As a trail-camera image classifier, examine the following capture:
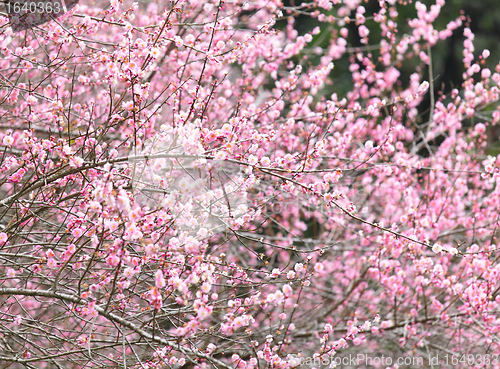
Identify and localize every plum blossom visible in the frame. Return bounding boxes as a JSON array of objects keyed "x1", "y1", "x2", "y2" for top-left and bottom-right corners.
[
  {"x1": 358, "y1": 25, "x2": 369, "y2": 38},
  {"x1": 2, "y1": 136, "x2": 14, "y2": 146},
  {"x1": 419, "y1": 81, "x2": 430, "y2": 93},
  {"x1": 0, "y1": 0, "x2": 499, "y2": 366},
  {"x1": 155, "y1": 270, "x2": 166, "y2": 288},
  {"x1": 432, "y1": 243, "x2": 442, "y2": 253}
]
